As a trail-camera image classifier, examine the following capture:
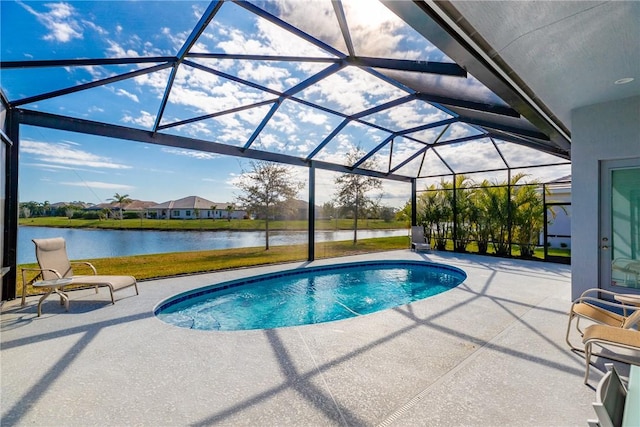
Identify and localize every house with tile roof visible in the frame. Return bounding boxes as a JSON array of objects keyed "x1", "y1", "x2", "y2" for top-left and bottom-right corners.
[
  {"x1": 85, "y1": 199, "x2": 158, "y2": 218},
  {"x1": 147, "y1": 196, "x2": 247, "y2": 220}
]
